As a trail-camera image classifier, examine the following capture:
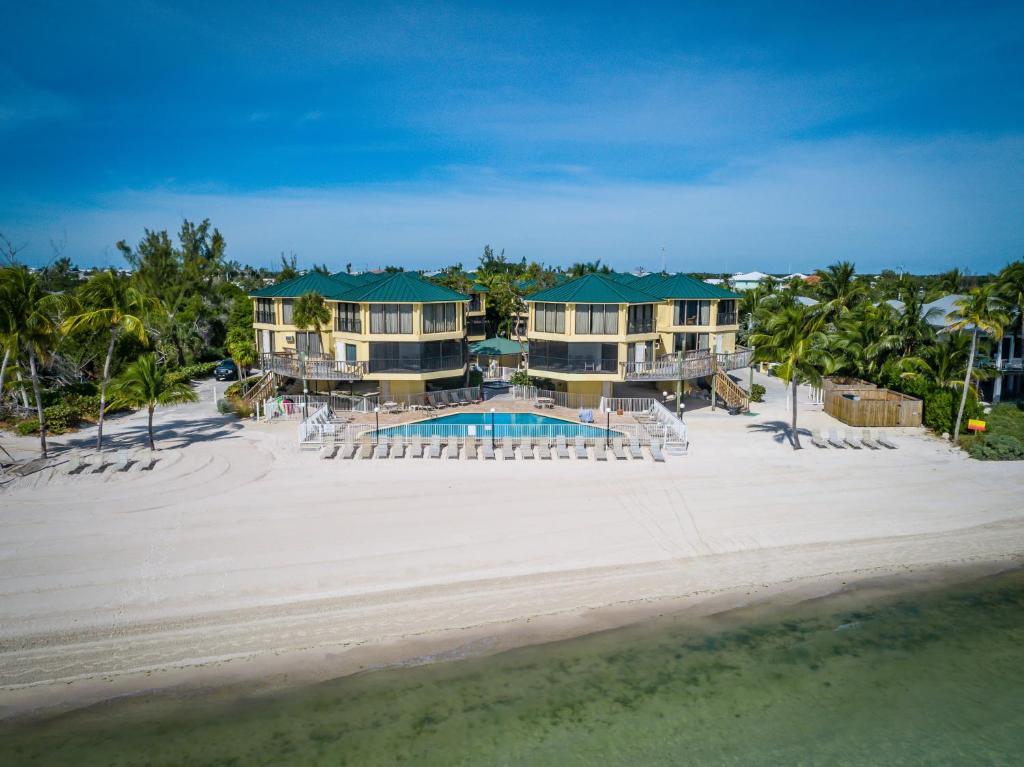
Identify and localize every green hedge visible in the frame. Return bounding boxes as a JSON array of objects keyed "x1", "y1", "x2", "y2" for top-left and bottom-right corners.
[
  {"x1": 166, "y1": 361, "x2": 219, "y2": 385},
  {"x1": 882, "y1": 372, "x2": 981, "y2": 436},
  {"x1": 969, "y1": 434, "x2": 1024, "y2": 460}
]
